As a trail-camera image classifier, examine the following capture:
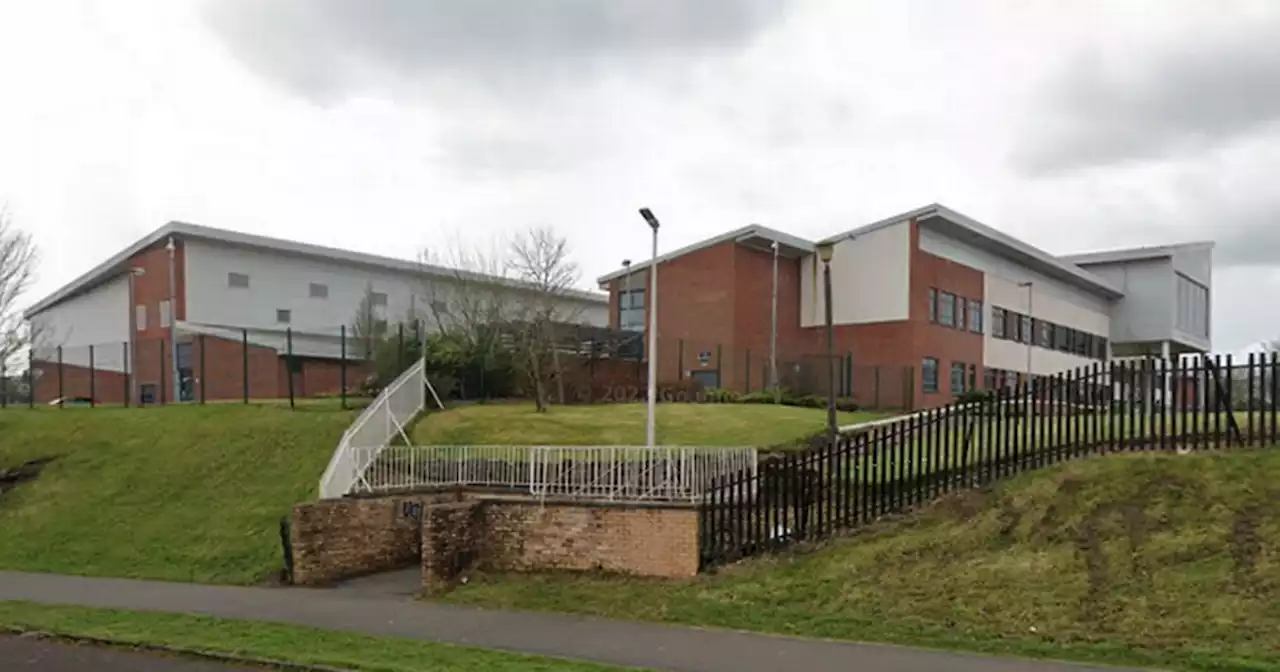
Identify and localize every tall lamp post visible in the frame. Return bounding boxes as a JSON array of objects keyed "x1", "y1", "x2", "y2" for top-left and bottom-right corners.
[
  {"x1": 621, "y1": 259, "x2": 633, "y2": 329},
  {"x1": 817, "y1": 241, "x2": 837, "y2": 447},
  {"x1": 1019, "y1": 281, "x2": 1033, "y2": 418},
  {"x1": 638, "y1": 208, "x2": 661, "y2": 449},
  {"x1": 770, "y1": 239, "x2": 779, "y2": 402}
]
